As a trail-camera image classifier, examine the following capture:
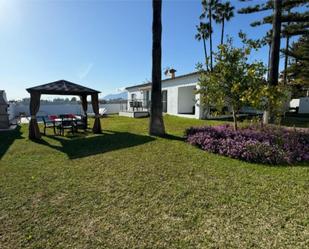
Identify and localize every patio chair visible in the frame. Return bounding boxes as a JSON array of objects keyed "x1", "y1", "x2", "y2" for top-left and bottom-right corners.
[
  {"x1": 58, "y1": 117, "x2": 76, "y2": 136},
  {"x1": 75, "y1": 115, "x2": 88, "y2": 131},
  {"x1": 42, "y1": 117, "x2": 56, "y2": 135}
]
